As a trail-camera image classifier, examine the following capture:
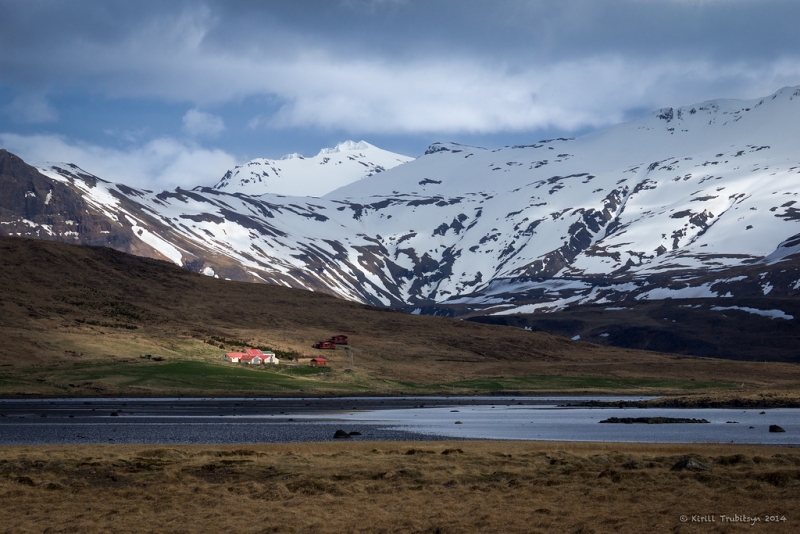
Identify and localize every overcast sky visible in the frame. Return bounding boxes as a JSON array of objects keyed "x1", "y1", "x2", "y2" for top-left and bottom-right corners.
[{"x1": 1, "y1": 0, "x2": 799, "y2": 191}]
